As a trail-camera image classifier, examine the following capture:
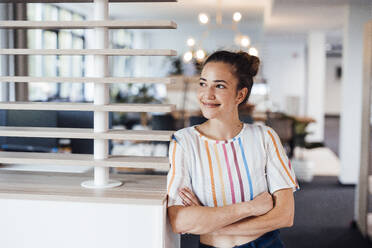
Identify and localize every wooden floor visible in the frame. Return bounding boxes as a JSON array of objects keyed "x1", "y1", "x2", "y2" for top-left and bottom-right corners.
[{"x1": 0, "y1": 171, "x2": 167, "y2": 205}]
